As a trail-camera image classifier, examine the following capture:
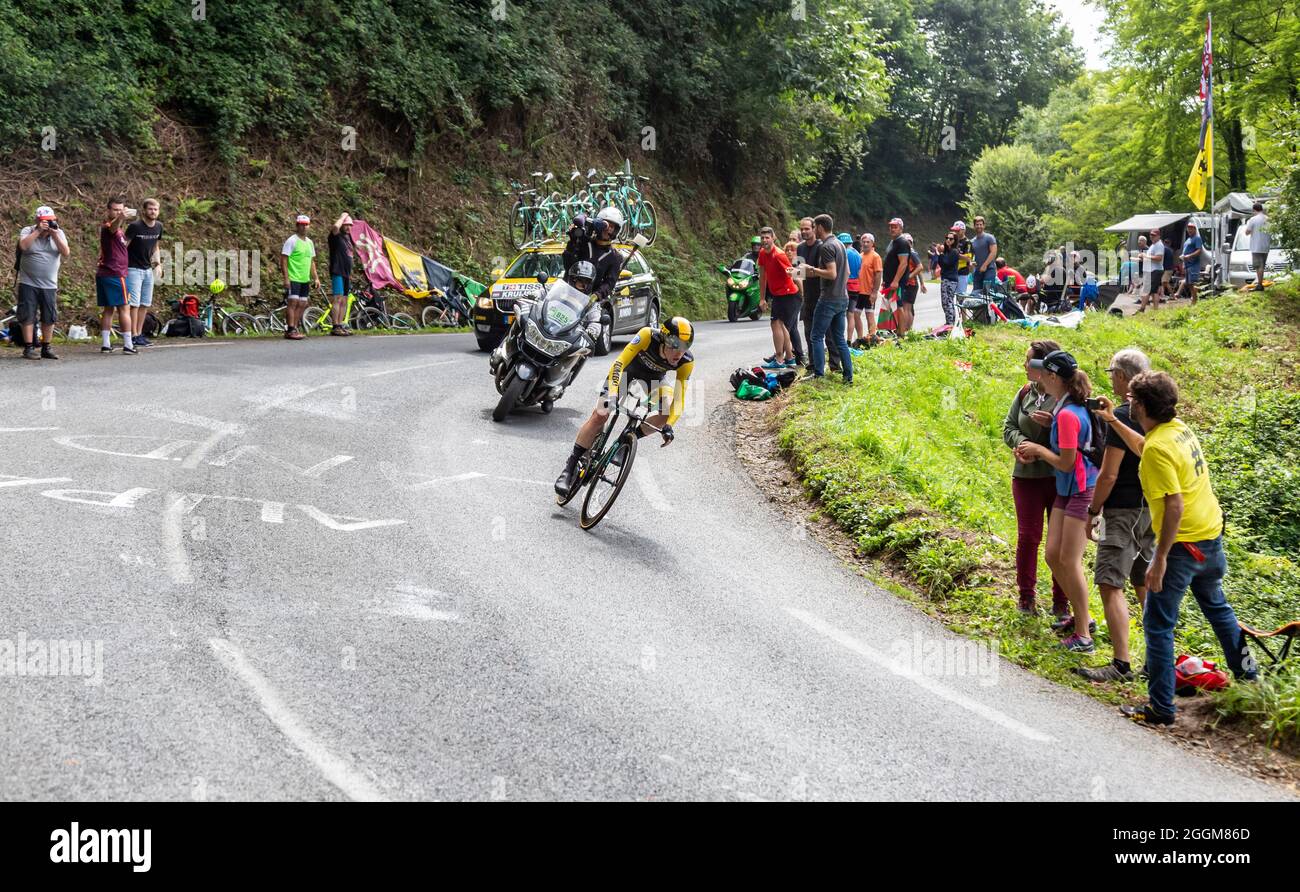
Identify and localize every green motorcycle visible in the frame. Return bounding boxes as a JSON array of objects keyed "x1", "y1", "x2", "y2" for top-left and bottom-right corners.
[{"x1": 719, "y1": 257, "x2": 763, "y2": 322}]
